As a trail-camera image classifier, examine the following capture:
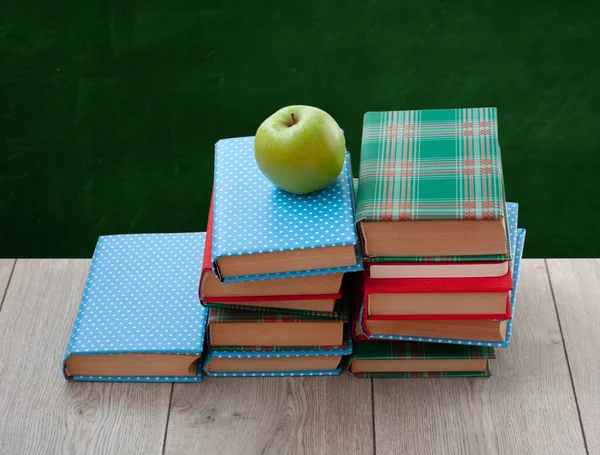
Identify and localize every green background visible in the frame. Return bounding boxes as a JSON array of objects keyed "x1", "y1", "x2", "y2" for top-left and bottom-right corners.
[{"x1": 1, "y1": 0, "x2": 598, "y2": 258}]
